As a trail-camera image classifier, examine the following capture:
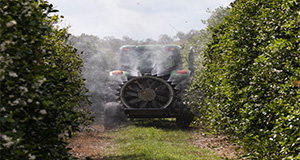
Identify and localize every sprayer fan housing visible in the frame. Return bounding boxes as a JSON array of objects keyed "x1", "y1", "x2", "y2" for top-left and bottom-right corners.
[{"x1": 120, "y1": 76, "x2": 174, "y2": 109}]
